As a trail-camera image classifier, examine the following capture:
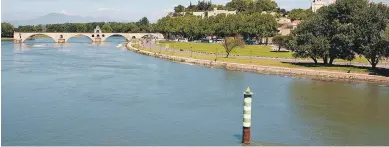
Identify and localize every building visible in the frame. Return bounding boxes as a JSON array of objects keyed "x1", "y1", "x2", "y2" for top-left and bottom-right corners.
[
  {"x1": 207, "y1": 8, "x2": 236, "y2": 17},
  {"x1": 278, "y1": 17, "x2": 291, "y2": 24},
  {"x1": 312, "y1": 0, "x2": 327, "y2": 13},
  {"x1": 290, "y1": 20, "x2": 302, "y2": 29},
  {"x1": 261, "y1": 11, "x2": 277, "y2": 16},
  {"x1": 378, "y1": 2, "x2": 388, "y2": 6},
  {"x1": 312, "y1": 0, "x2": 373, "y2": 13},
  {"x1": 170, "y1": 8, "x2": 236, "y2": 18},
  {"x1": 277, "y1": 20, "x2": 303, "y2": 36},
  {"x1": 193, "y1": 12, "x2": 206, "y2": 18}
]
